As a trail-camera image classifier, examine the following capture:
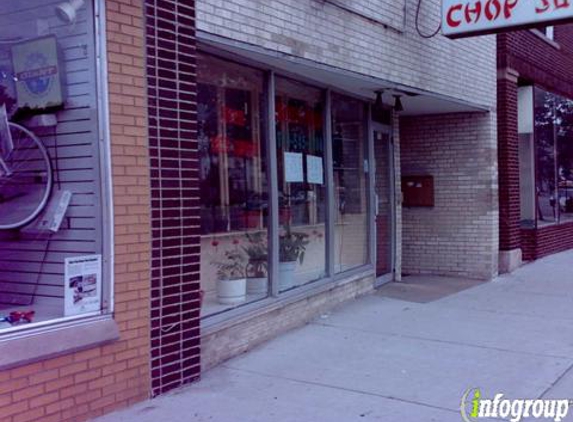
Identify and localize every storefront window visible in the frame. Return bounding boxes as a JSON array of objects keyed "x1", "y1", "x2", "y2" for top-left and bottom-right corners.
[
  {"x1": 197, "y1": 53, "x2": 377, "y2": 318},
  {"x1": 556, "y1": 96, "x2": 573, "y2": 223},
  {"x1": 275, "y1": 77, "x2": 326, "y2": 292},
  {"x1": 535, "y1": 89, "x2": 558, "y2": 225},
  {"x1": 332, "y1": 94, "x2": 369, "y2": 272},
  {"x1": 0, "y1": 0, "x2": 107, "y2": 331},
  {"x1": 197, "y1": 54, "x2": 269, "y2": 316},
  {"x1": 531, "y1": 88, "x2": 573, "y2": 227}
]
